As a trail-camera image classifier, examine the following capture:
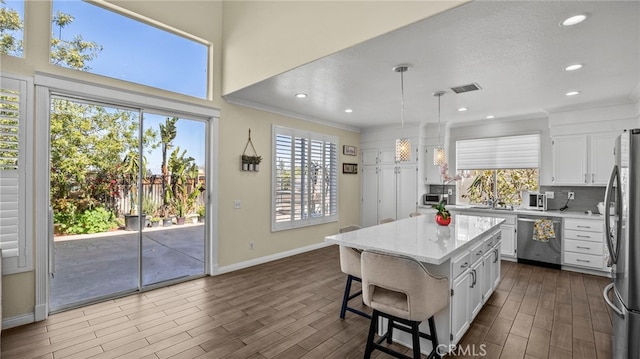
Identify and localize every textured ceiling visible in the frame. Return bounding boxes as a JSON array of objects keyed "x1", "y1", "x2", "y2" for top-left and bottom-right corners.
[{"x1": 224, "y1": 1, "x2": 640, "y2": 131}]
